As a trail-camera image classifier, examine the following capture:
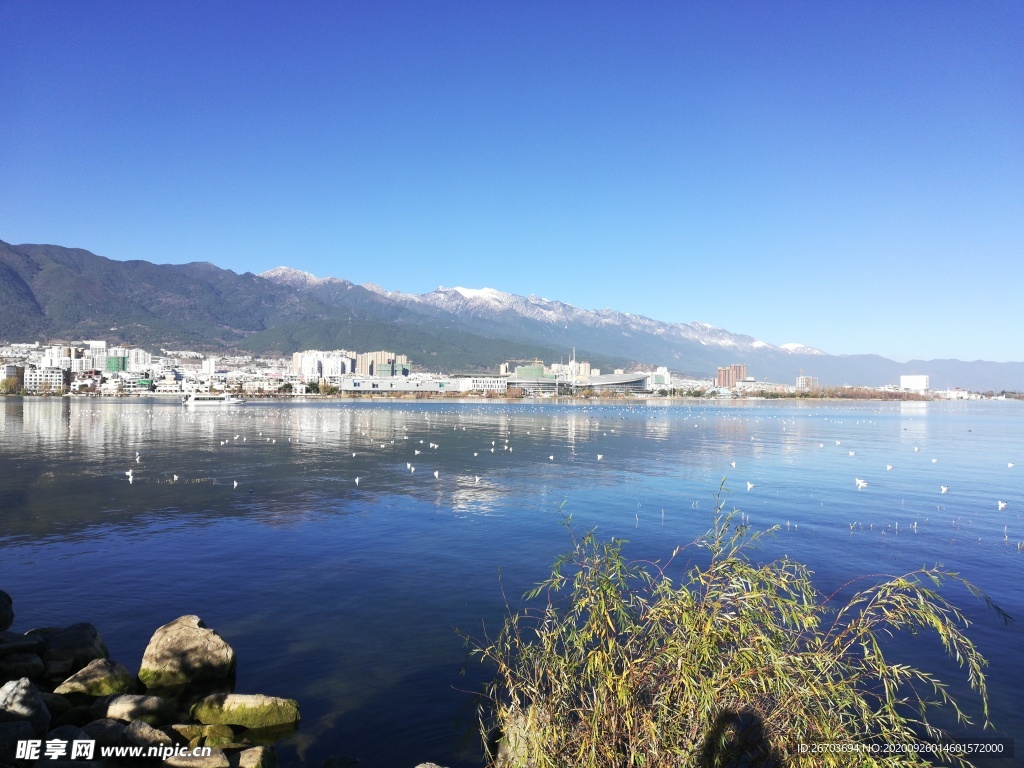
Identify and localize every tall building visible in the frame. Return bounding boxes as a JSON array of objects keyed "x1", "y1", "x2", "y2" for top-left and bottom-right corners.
[
  {"x1": 717, "y1": 364, "x2": 747, "y2": 388},
  {"x1": 796, "y1": 375, "x2": 819, "y2": 391},
  {"x1": 900, "y1": 374, "x2": 930, "y2": 391}
]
